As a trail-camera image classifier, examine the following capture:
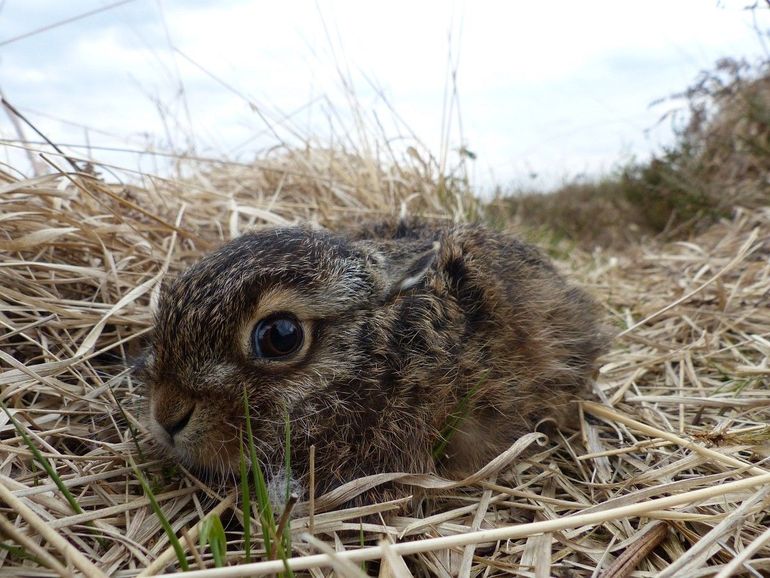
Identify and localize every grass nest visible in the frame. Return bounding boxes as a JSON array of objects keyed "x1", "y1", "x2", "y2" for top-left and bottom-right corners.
[{"x1": 1, "y1": 148, "x2": 769, "y2": 578}]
